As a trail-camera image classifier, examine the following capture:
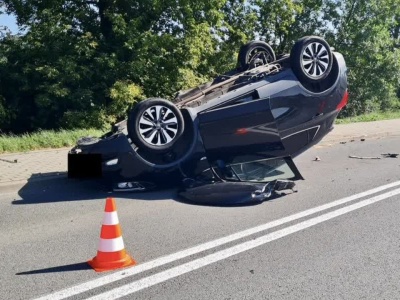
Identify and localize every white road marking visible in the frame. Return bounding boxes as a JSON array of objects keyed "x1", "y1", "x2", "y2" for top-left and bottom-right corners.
[
  {"x1": 33, "y1": 180, "x2": 400, "y2": 300},
  {"x1": 89, "y1": 187, "x2": 400, "y2": 300}
]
